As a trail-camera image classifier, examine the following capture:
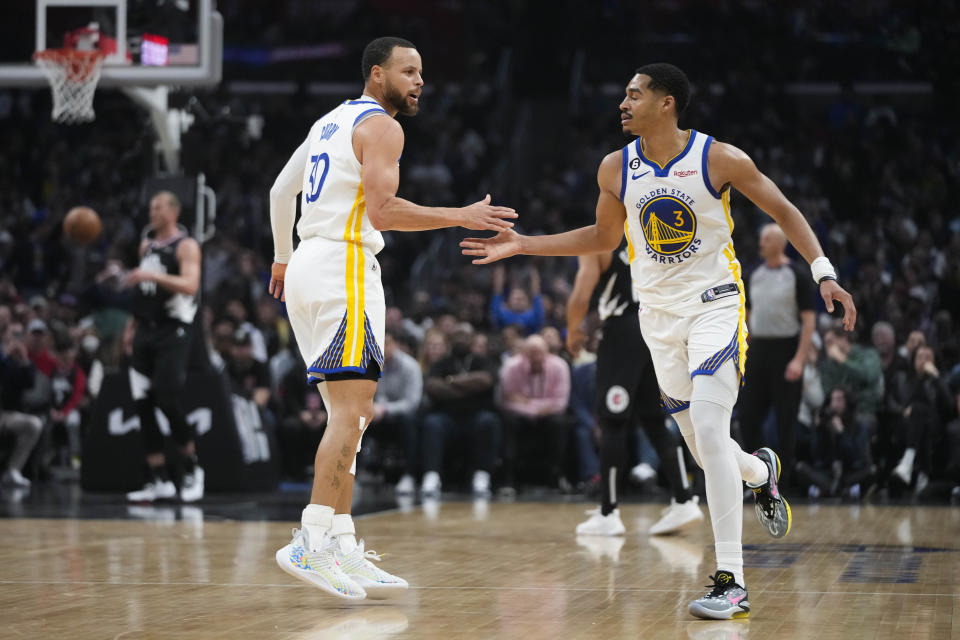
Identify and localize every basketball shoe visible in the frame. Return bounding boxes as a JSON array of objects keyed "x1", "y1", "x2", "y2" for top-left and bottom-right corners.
[
  {"x1": 275, "y1": 528, "x2": 366, "y2": 600},
  {"x1": 649, "y1": 495, "x2": 703, "y2": 535},
  {"x1": 575, "y1": 507, "x2": 626, "y2": 536},
  {"x1": 747, "y1": 447, "x2": 791, "y2": 538},
  {"x1": 336, "y1": 540, "x2": 409, "y2": 599},
  {"x1": 688, "y1": 570, "x2": 749, "y2": 620},
  {"x1": 126, "y1": 478, "x2": 176, "y2": 502},
  {"x1": 180, "y1": 467, "x2": 204, "y2": 503}
]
